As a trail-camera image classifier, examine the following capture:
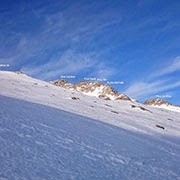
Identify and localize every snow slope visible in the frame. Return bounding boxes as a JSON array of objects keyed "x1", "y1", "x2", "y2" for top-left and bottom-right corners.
[
  {"x1": 0, "y1": 95, "x2": 180, "y2": 180},
  {"x1": 0, "y1": 71, "x2": 180, "y2": 136},
  {"x1": 150, "y1": 104, "x2": 180, "y2": 113},
  {"x1": 0, "y1": 71, "x2": 180, "y2": 179}
]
